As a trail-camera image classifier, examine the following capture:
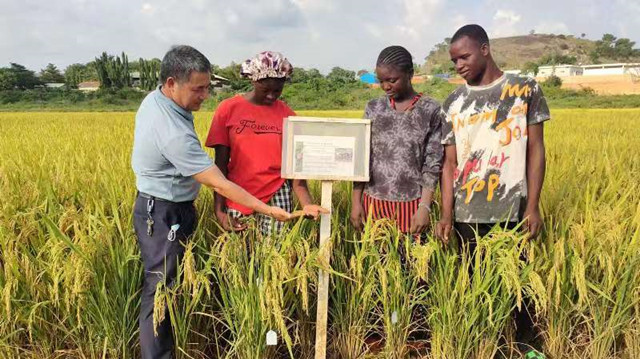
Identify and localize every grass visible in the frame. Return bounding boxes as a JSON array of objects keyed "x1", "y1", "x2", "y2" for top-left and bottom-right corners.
[{"x1": 0, "y1": 109, "x2": 639, "y2": 358}]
